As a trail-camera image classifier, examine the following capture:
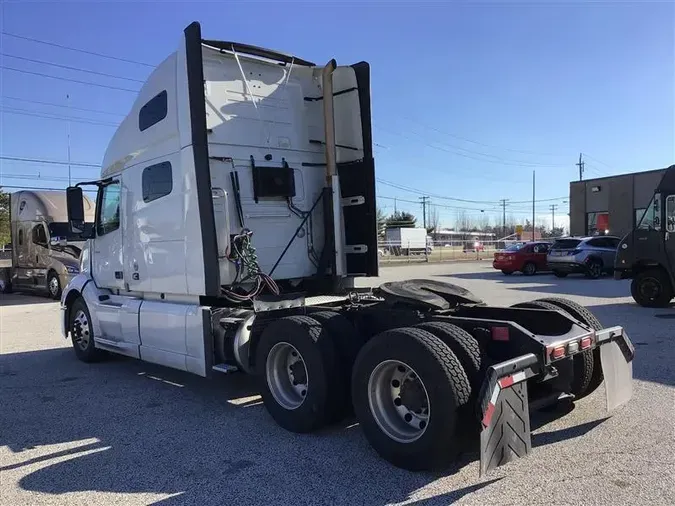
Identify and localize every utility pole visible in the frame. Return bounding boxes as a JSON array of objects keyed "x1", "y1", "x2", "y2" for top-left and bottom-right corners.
[
  {"x1": 576, "y1": 152, "x2": 585, "y2": 181},
  {"x1": 532, "y1": 171, "x2": 536, "y2": 241},
  {"x1": 499, "y1": 199, "x2": 509, "y2": 238},
  {"x1": 419, "y1": 196, "x2": 429, "y2": 229},
  {"x1": 67, "y1": 93, "x2": 72, "y2": 186},
  {"x1": 549, "y1": 204, "x2": 559, "y2": 233}
]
